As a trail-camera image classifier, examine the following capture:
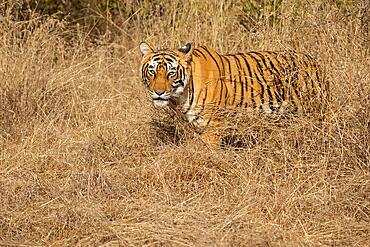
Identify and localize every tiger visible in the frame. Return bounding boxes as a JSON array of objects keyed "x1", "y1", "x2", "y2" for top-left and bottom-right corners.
[{"x1": 139, "y1": 41, "x2": 329, "y2": 145}]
